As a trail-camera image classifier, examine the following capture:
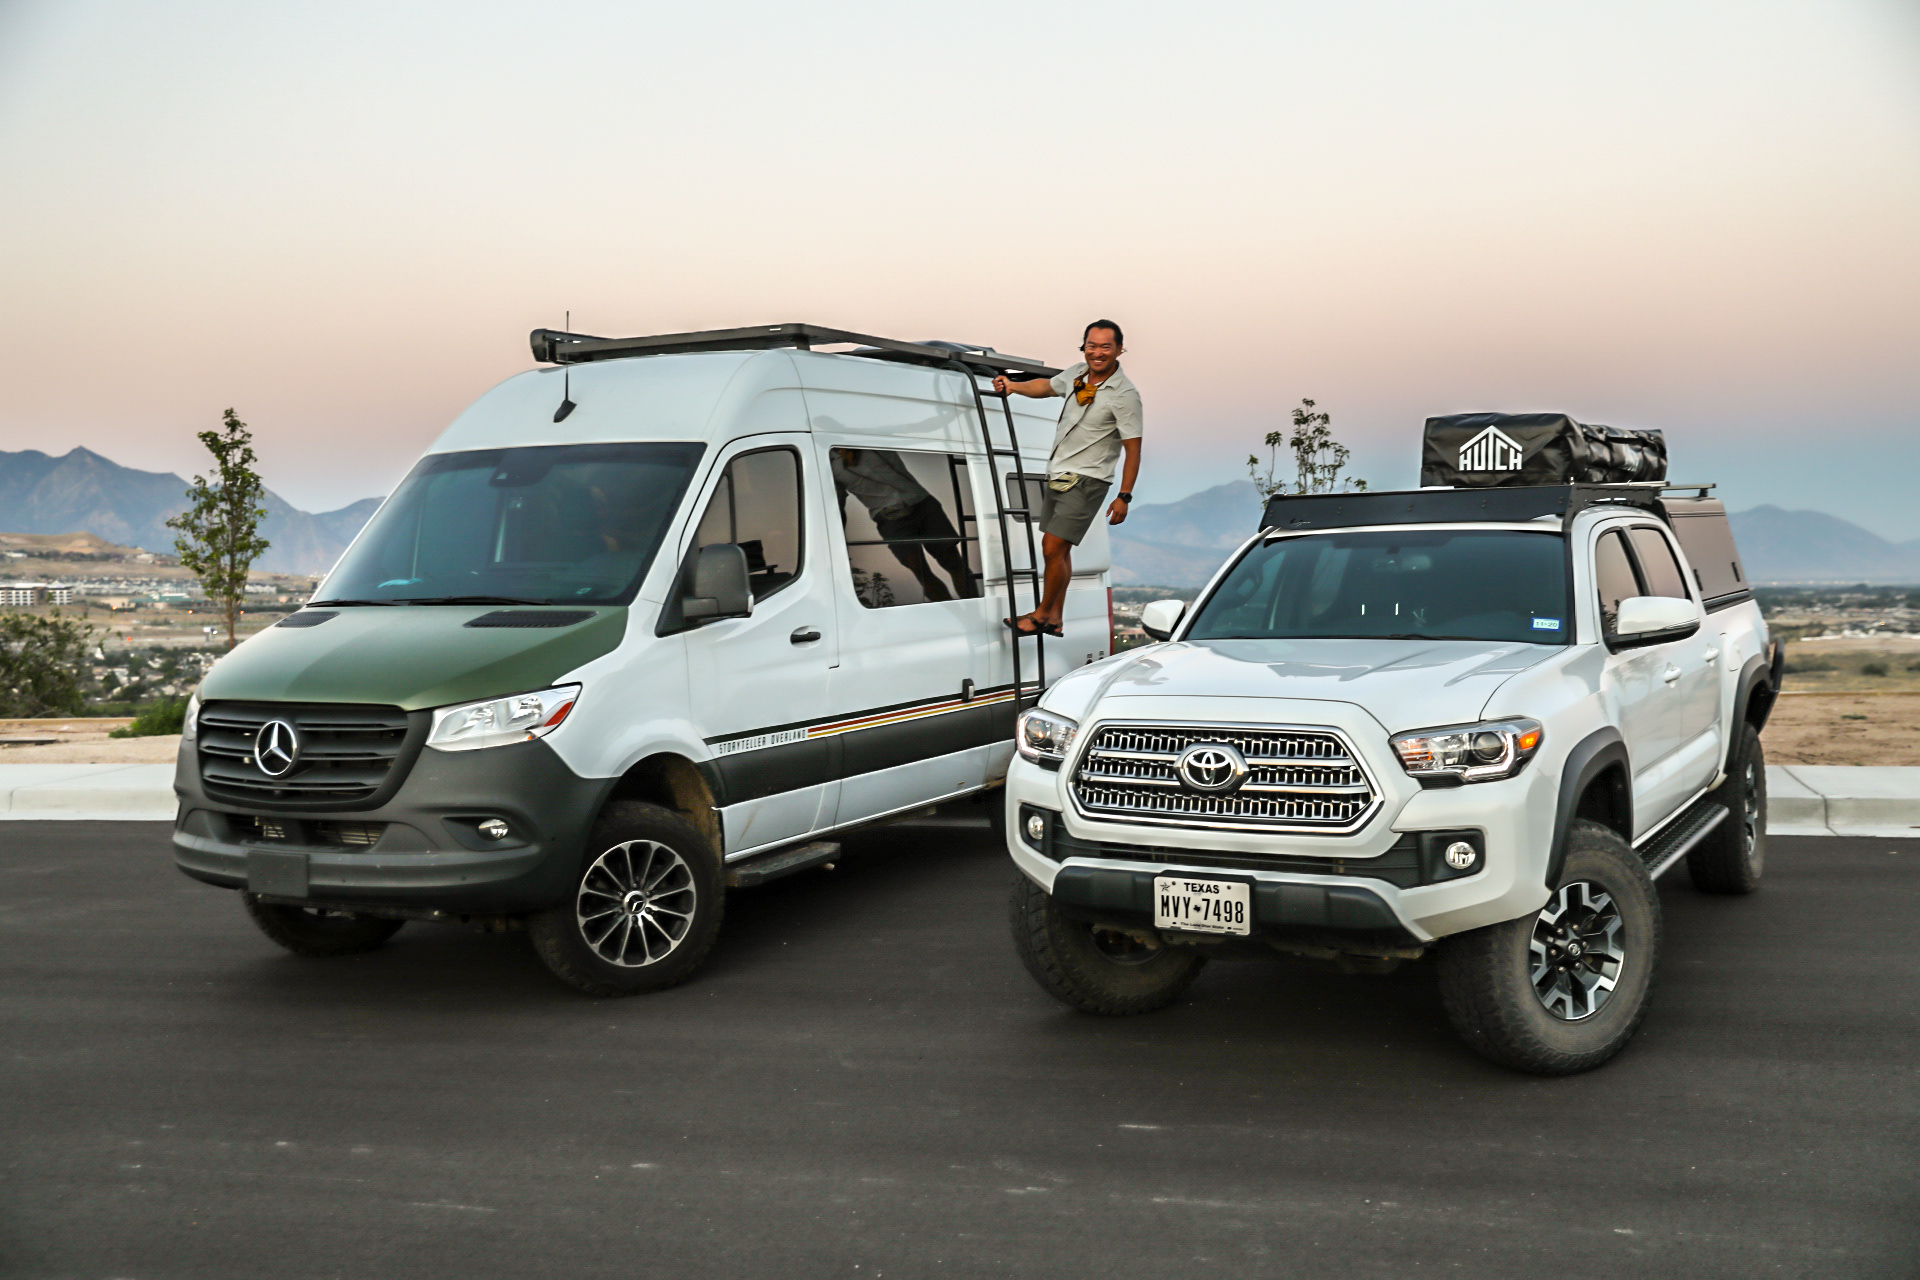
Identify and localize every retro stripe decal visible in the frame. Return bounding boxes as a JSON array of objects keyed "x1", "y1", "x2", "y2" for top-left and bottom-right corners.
[{"x1": 707, "y1": 686, "x2": 1021, "y2": 758}]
